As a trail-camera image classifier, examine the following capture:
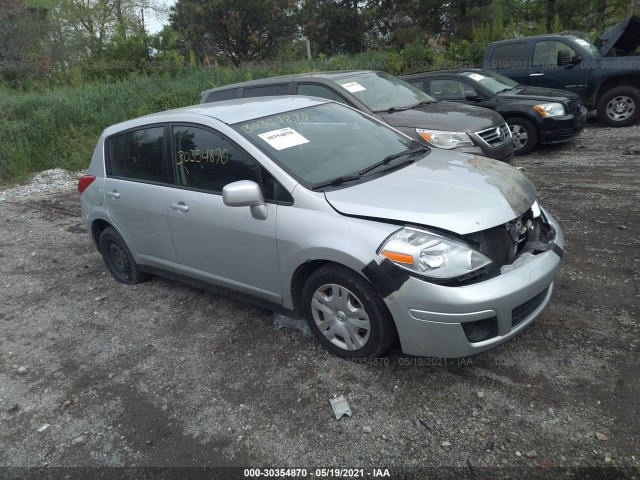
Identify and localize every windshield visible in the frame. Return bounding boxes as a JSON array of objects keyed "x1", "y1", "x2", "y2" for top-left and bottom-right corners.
[
  {"x1": 331, "y1": 72, "x2": 436, "y2": 112},
  {"x1": 233, "y1": 103, "x2": 417, "y2": 187},
  {"x1": 460, "y1": 70, "x2": 519, "y2": 94},
  {"x1": 568, "y1": 35, "x2": 601, "y2": 57}
]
